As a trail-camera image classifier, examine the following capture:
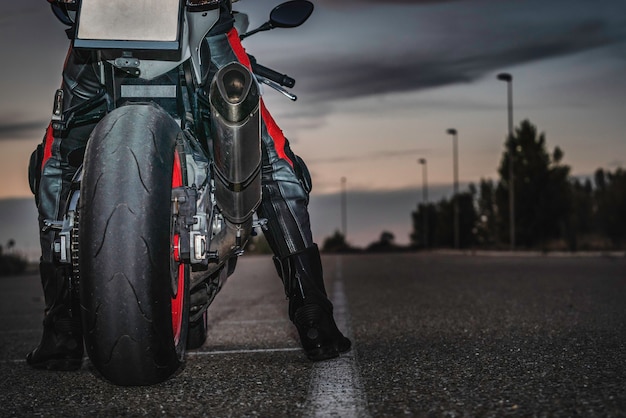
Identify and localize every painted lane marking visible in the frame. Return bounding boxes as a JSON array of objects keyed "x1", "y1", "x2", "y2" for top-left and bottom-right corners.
[
  {"x1": 188, "y1": 347, "x2": 300, "y2": 356},
  {"x1": 305, "y1": 256, "x2": 370, "y2": 418}
]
